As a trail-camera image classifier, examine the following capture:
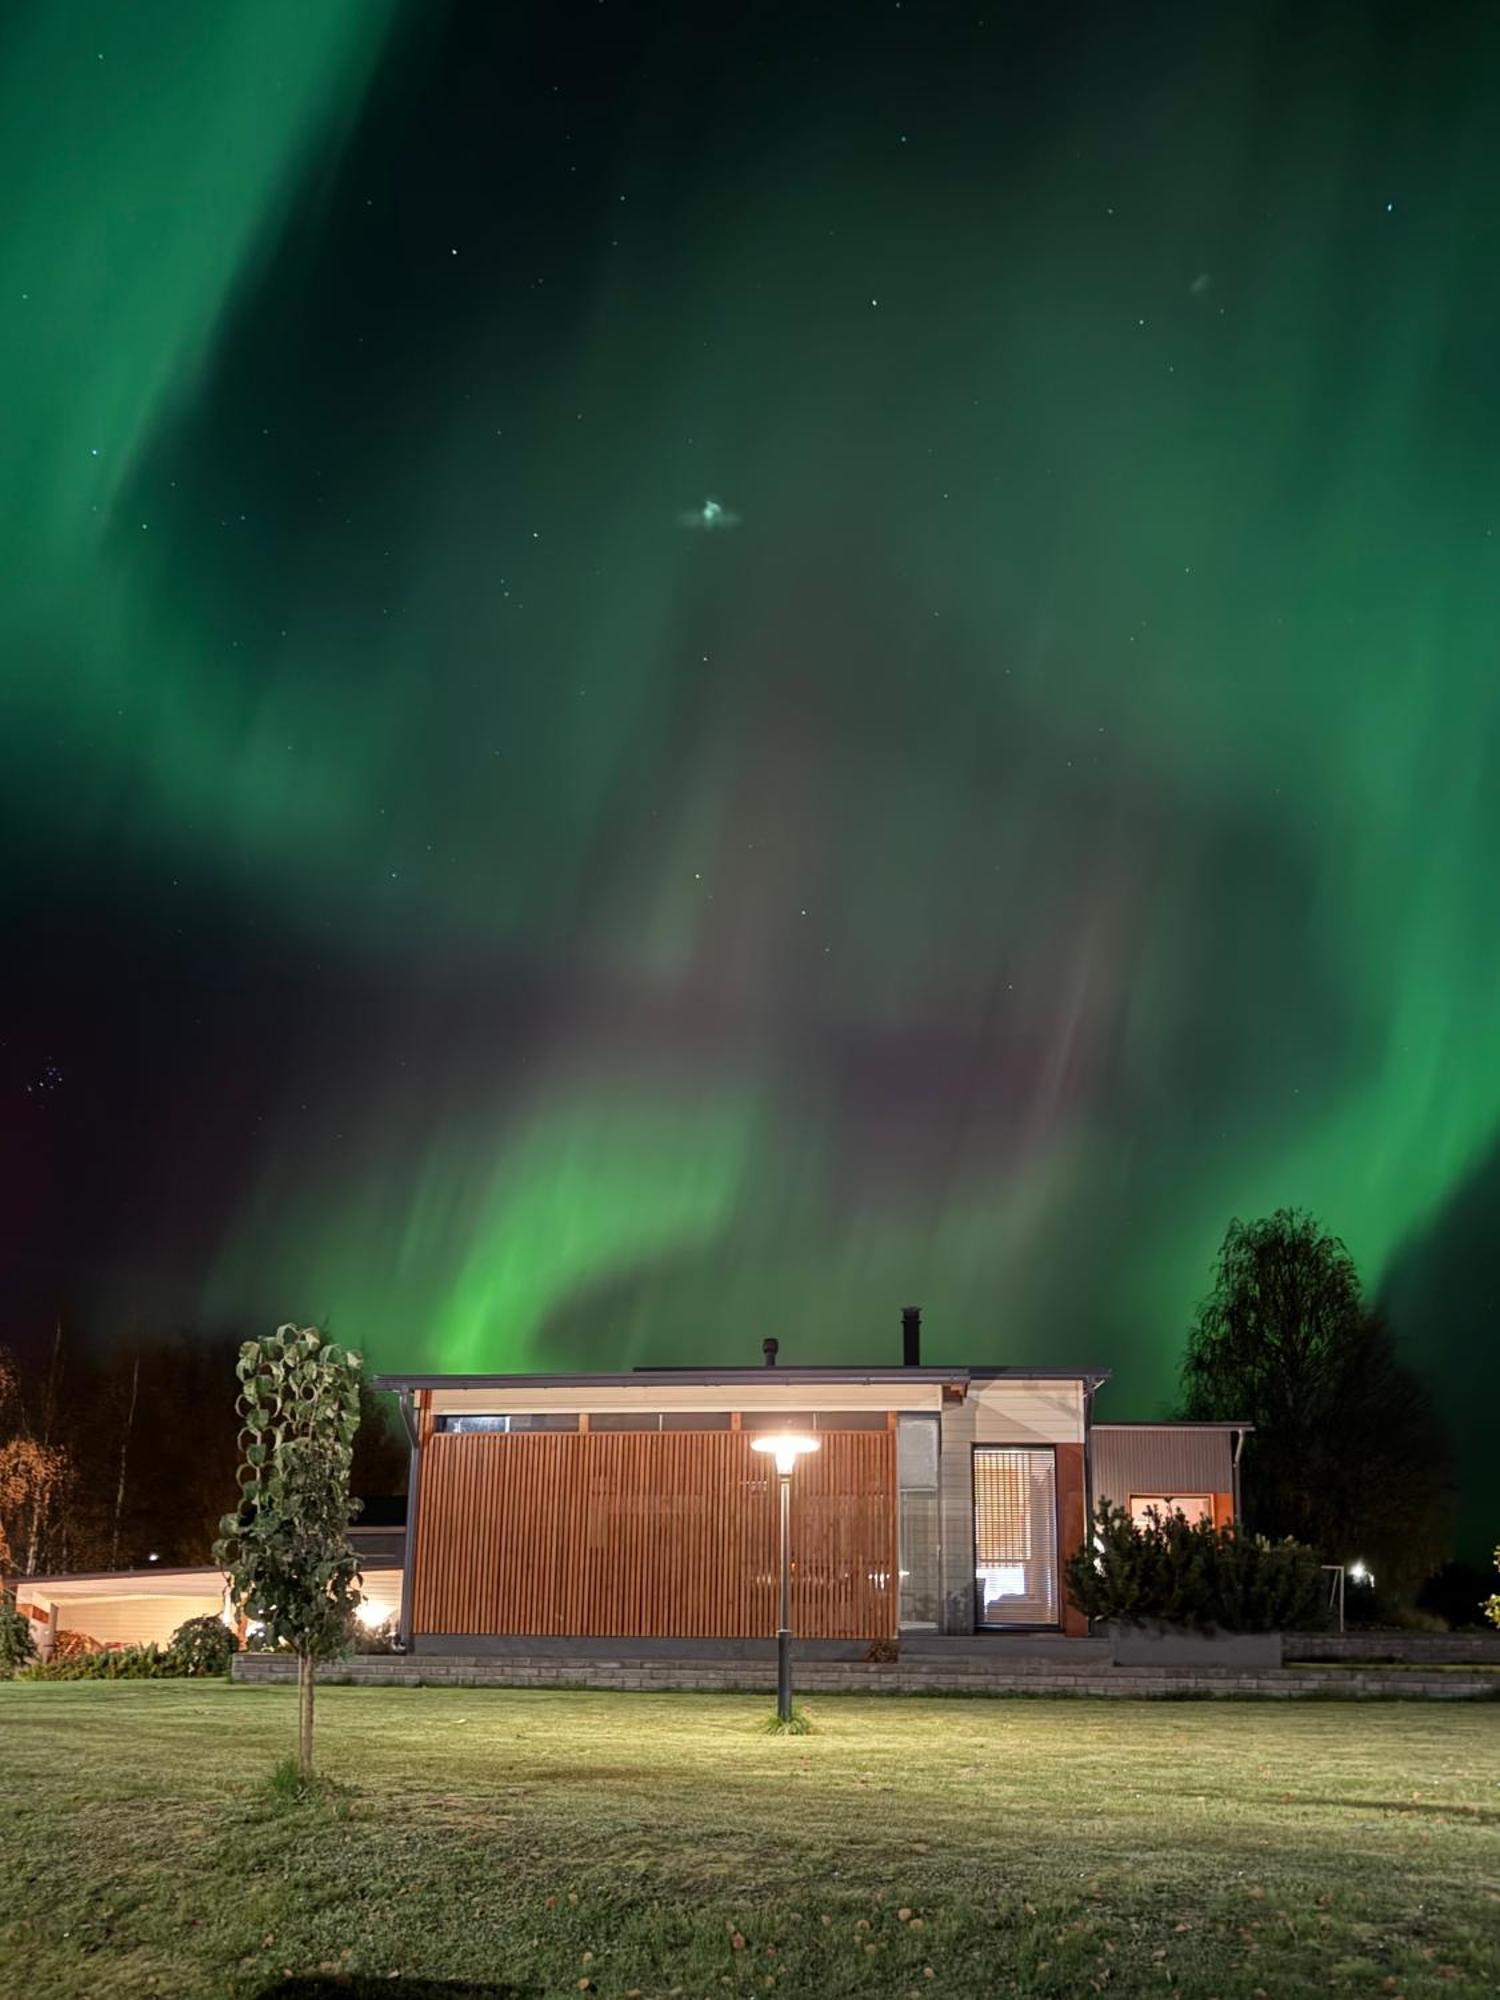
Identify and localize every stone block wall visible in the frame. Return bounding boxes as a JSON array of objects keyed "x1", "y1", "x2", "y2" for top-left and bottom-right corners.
[
  {"x1": 230, "y1": 1649, "x2": 1498, "y2": 1701},
  {"x1": 1286, "y1": 1630, "x2": 1500, "y2": 1663}
]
